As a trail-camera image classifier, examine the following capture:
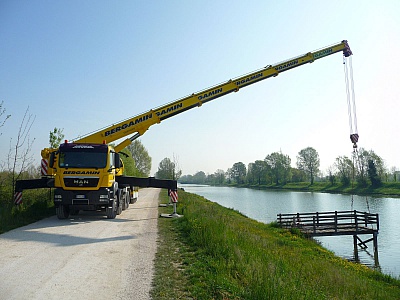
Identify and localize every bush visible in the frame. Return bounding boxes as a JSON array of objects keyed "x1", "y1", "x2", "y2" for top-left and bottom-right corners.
[{"x1": 0, "y1": 189, "x2": 54, "y2": 234}]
